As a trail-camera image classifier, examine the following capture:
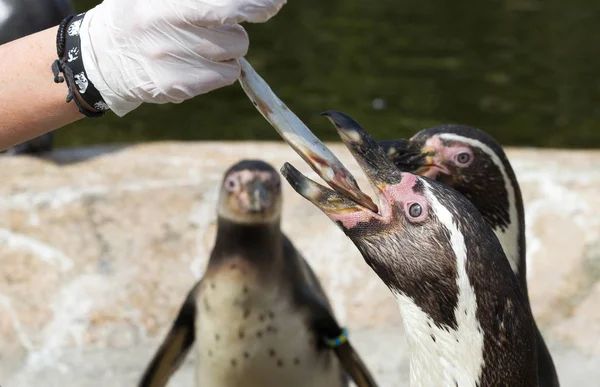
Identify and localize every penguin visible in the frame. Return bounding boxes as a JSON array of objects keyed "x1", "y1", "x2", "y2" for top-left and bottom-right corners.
[
  {"x1": 378, "y1": 125, "x2": 559, "y2": 387},
  {"x1": 277, "y1": 111, "x2": 538, "y2": 386},
  {"x1": 0, "y1": 0, "x2": 73, "y2": 155},
  {"x1": 138, "y1": 159, "x2": 377, "y2": 387}
]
